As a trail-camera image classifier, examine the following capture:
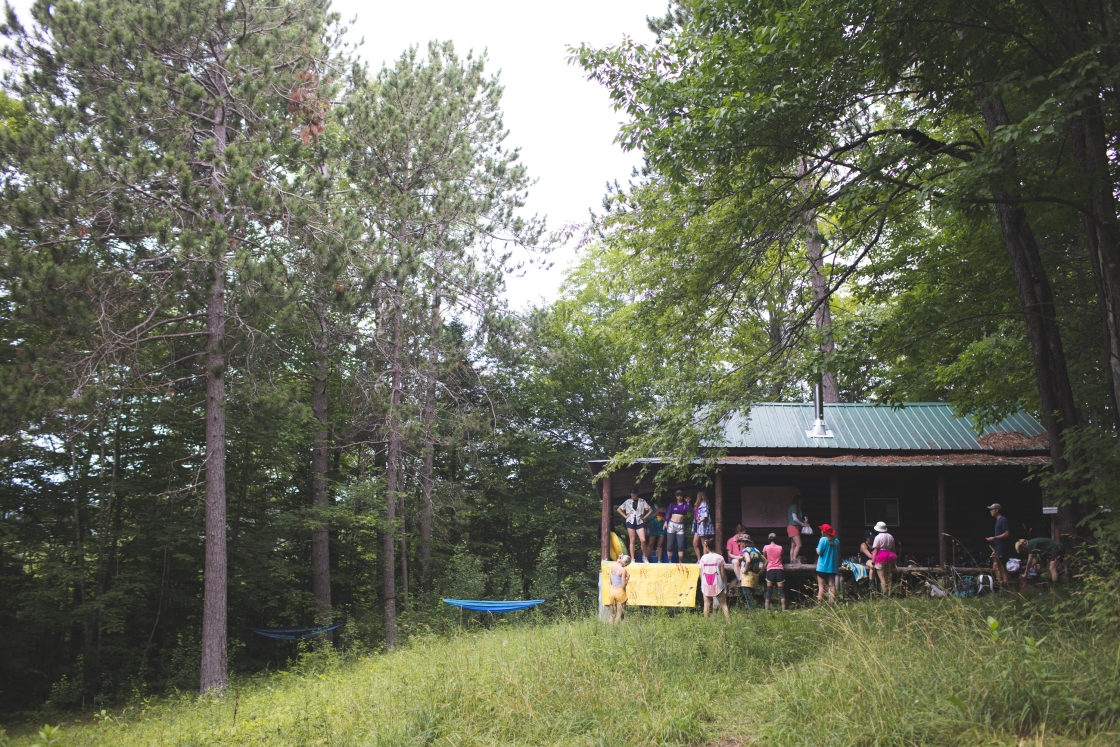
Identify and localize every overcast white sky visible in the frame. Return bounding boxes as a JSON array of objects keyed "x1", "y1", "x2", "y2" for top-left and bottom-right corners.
[
  {"x1": 332, "y1": 0, "x2": 665, "y2": 309},
  {"x1": 7, "y1": 0, "x2": 664, "y2": 309}
]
